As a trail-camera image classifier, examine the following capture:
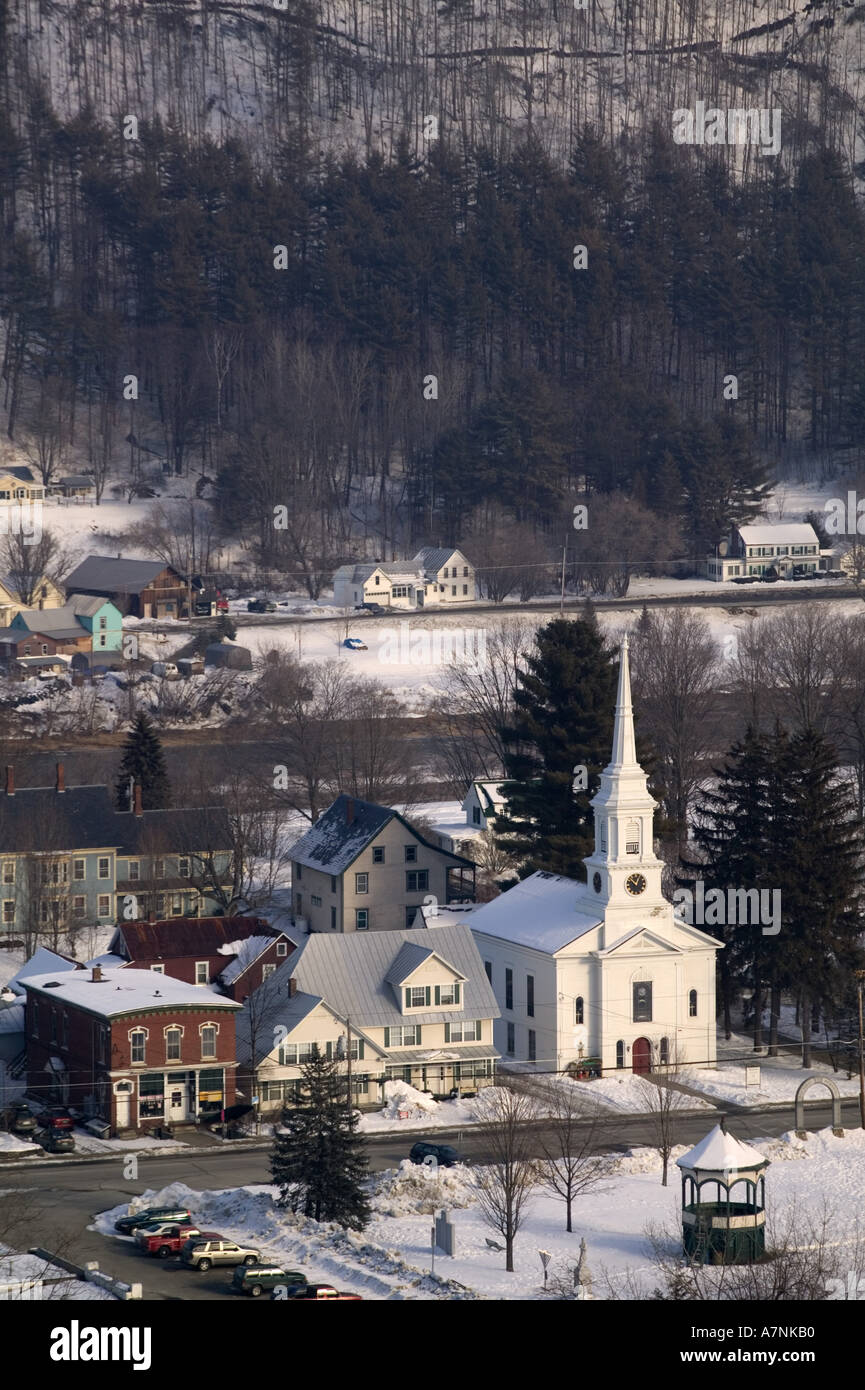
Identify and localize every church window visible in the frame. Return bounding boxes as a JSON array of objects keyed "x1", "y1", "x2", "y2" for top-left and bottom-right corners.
[
  {"x1": 660, "y1": 1037, "x2": 669, "y2": 1065},
  {"x1": 575, "y1": 997, "x2": 584, "y2": 1025},
  {"x1": 625, "y1": 820, "x2": 640, "y2": 855},
  {"x1": 616, "y1": 1040, "x2": 625, "y2": 1069},
  {"x1": 599, "y1": 822, "x2": 606, "y2": 852},
  {"x1": 633, "y1": 981, "x2": 652, "y2": 1023},
  {"x1": 689, "y1": 989, "x2": 697, "y2": 1017}
]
